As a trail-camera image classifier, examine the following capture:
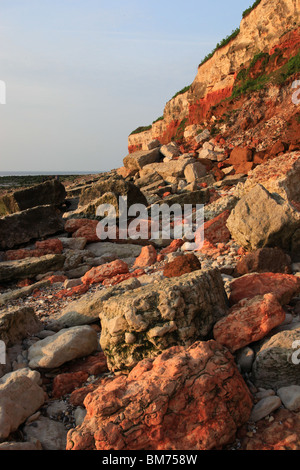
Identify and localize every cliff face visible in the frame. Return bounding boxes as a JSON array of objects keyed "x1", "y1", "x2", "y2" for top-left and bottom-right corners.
[{"x1": 128, "y1": 0, "x2": 300, "y2": 152}]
